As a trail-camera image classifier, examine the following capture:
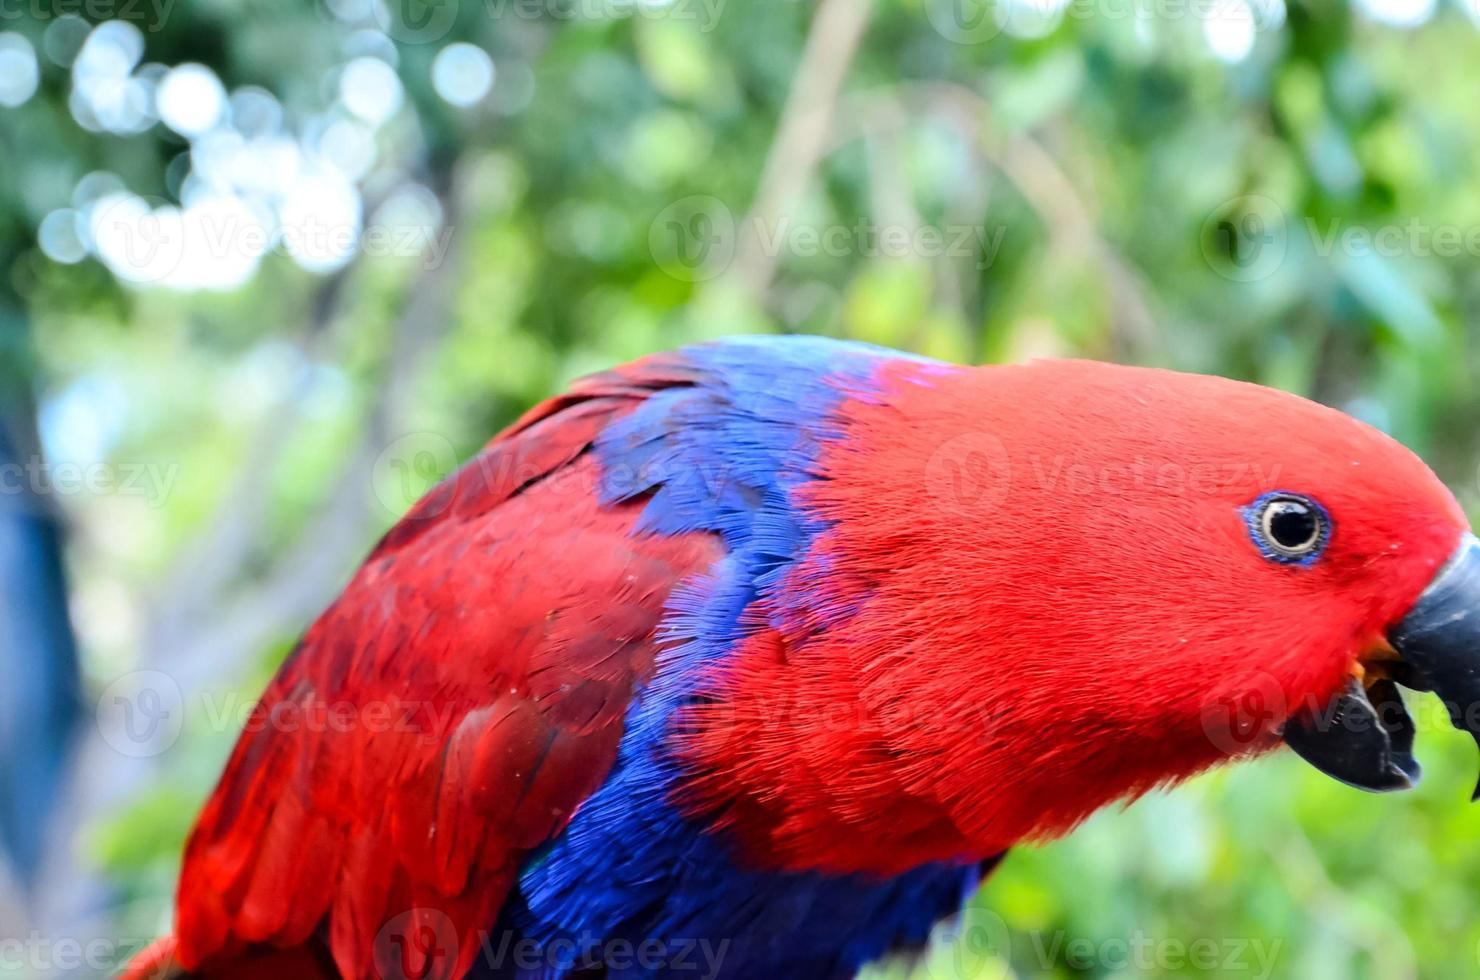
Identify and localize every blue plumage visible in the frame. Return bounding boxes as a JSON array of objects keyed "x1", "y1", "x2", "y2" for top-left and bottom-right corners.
[{"x1": 480, "y1": 337, "x2": 981, "y2": 979}]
